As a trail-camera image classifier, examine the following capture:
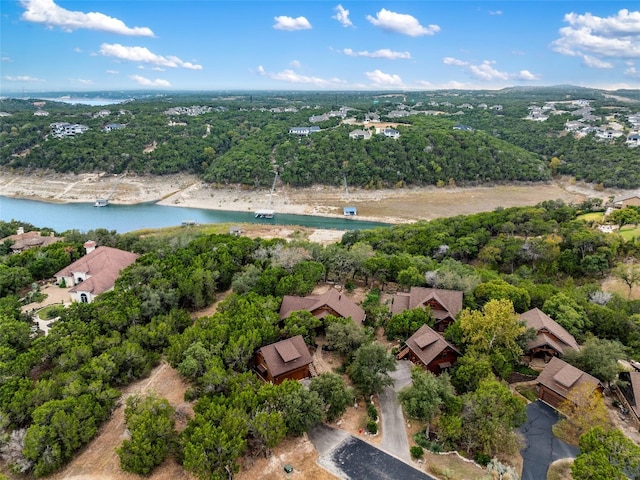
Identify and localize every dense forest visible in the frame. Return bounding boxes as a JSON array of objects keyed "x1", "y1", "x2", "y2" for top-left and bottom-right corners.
[
  {"x1": 1, "y1": 85, "x2": 638, "y2": 187},
  {"x1": 0, "y1": 195, "x2": 640, "y2": 478}
]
